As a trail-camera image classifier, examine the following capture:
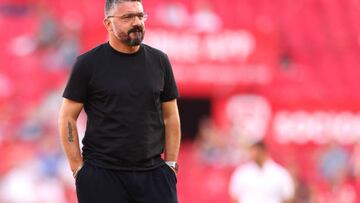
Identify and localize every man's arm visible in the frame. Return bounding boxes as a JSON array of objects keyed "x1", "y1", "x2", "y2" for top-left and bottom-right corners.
[
  {"x1": 58, "y1": 98, "x2": 84, "y2": 177},
  {"x1": 231, "y1": 198, "x2": 239, "y2": 203},
  {"x1": 162, "y1": 99, "x2": 181, "y2": 168},
  {"x1": 281, "y1": 170, "x2": 295, "y2": 203},
  {"x1": 282, "y1": 191, "x2": 294, "y2": 203}
]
